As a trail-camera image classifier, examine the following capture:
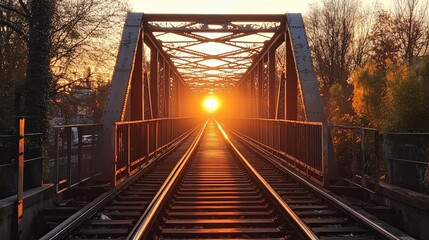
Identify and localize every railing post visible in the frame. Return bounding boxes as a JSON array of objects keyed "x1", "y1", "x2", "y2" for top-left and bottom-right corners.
[
  {"x1": 374, "y1": 130, "x2": 380, "y2": 192},
  {"x1": 54, "y1": 128, "x2": 60, "y2": 193},
  {"x1": 352, "y1": 130, "x2": 357, "y2": 182},
  {"x1": 66, "y1": 127, "x2": 72, "y2": 189},
  {"x1": 155, "y1": 121, "x2": 159, "y2": 155},
  {"x1": 361, "y1": 128, "x2": 366, "y2": 187},
  {"x1": 14, "y1": 117, "x2": 25, "y2": 239},
  {"x1": 146, "y1": 123, "x2": 150, "y2": 159},
  {"x1": 114, "y1": 124, "x2": 118, "y2": 186},
  {"x1": 127, "y1": 124, "x2": 131, "y2": 177},
  {"x1": 77, "y1": 126, "x2": 83, "y2": 183},
  {"x1": 322, "y1": 123, "x2": 330, "y2": 187}
]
